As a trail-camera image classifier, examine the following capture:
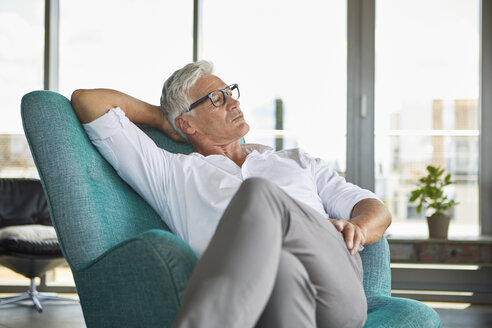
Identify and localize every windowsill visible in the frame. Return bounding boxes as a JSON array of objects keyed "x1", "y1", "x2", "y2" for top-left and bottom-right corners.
[
  {"x1": 387, "y1": 234, "x2": 492, "y2": 243},
  {"x1": 387, "y1": 235, "x2": 492, "y2": 265},
  {"x1": 385, "y1": 222, "x2": 480, "y2": 240}
]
